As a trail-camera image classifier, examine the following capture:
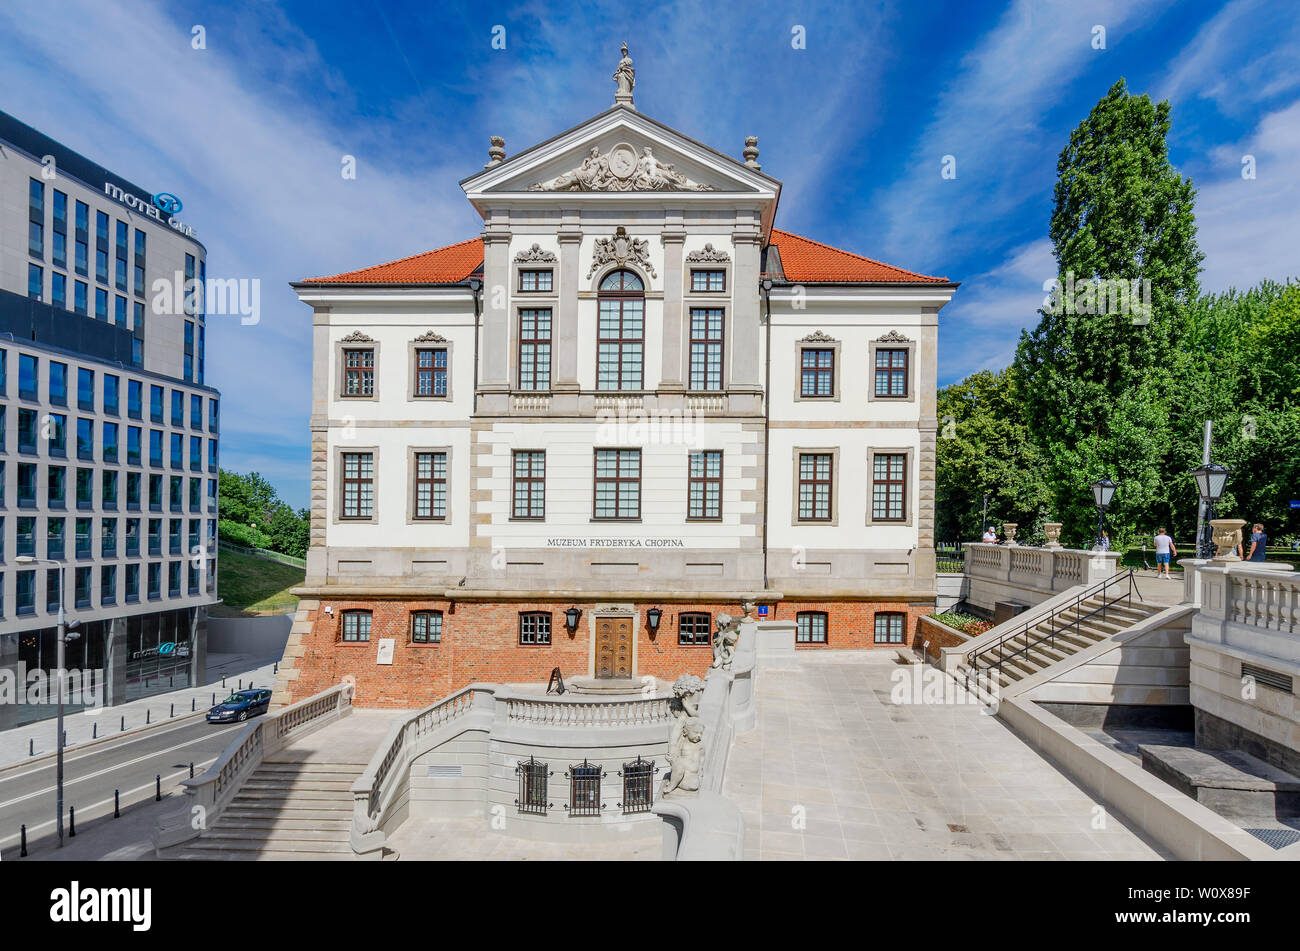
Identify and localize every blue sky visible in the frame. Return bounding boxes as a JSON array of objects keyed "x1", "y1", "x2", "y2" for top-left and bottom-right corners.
[{"x1": 2, "y1": 0, "x2": 1297, "y2": 509}]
